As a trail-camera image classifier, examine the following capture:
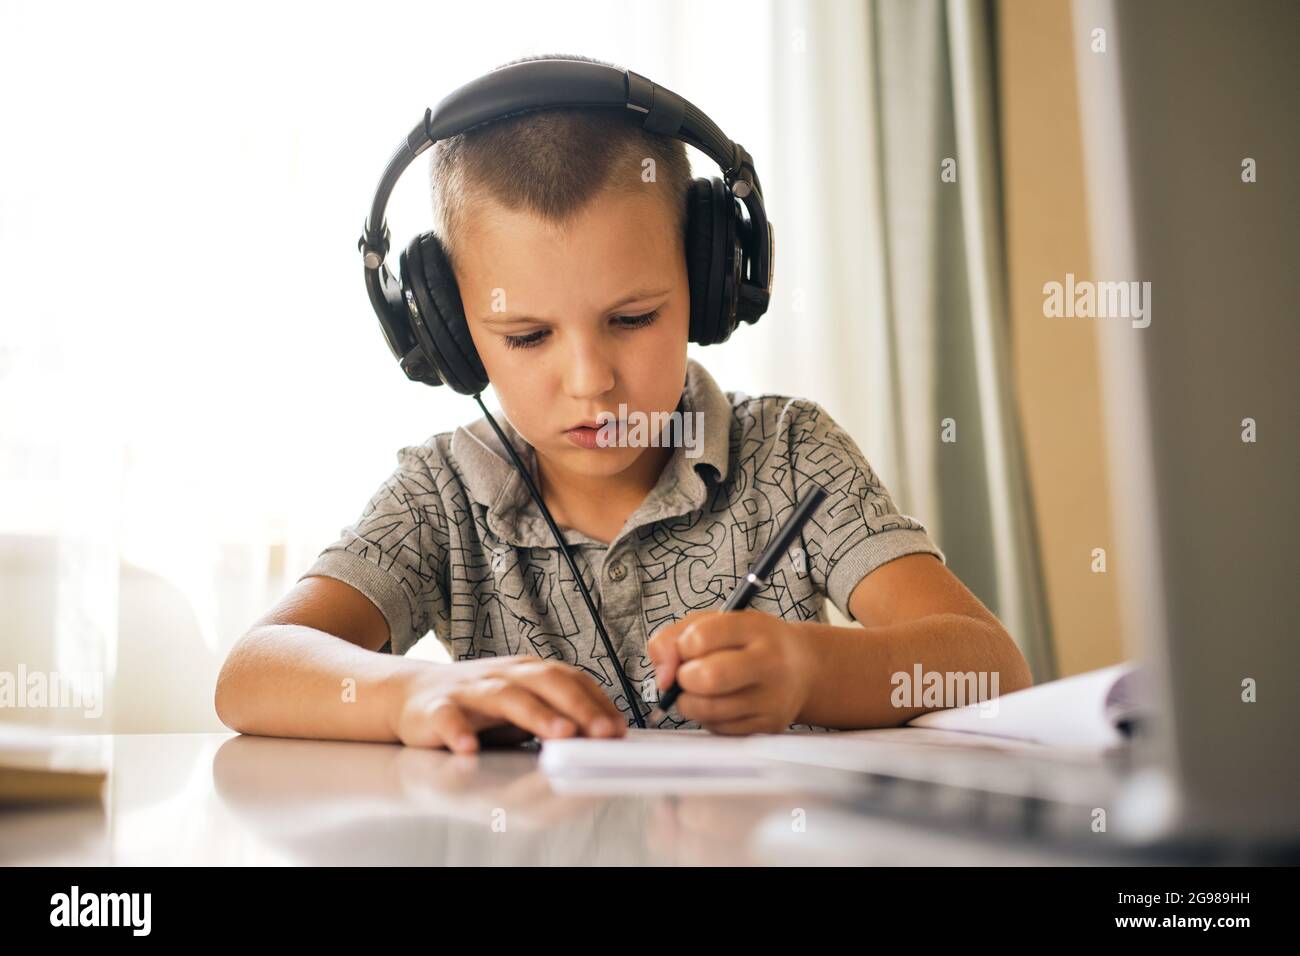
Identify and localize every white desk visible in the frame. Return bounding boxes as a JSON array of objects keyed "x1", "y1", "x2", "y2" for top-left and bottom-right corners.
[{"x1": 1, "y1": 731, "x2": 1145, "y2": 866}]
